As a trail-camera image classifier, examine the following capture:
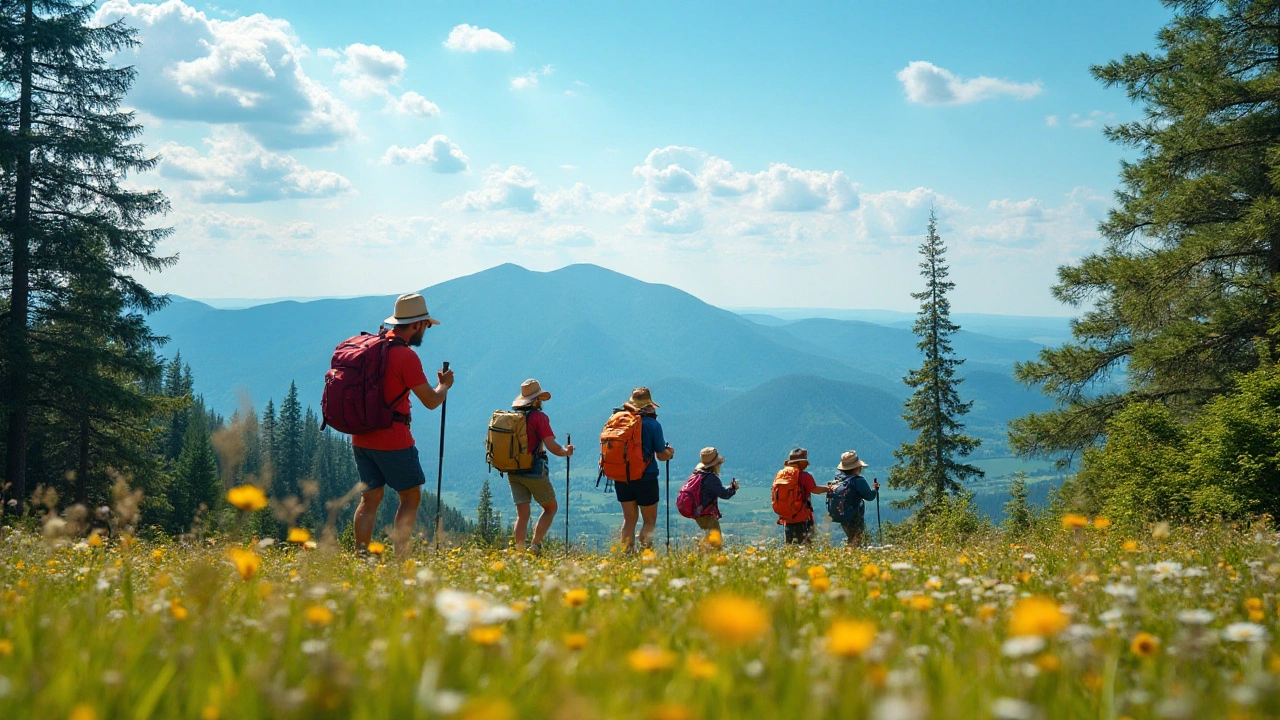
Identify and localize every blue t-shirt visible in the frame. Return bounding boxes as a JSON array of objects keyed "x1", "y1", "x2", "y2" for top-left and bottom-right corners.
[{"x1": 640, "y1": 415, "x2": 665, "y2": 480}]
